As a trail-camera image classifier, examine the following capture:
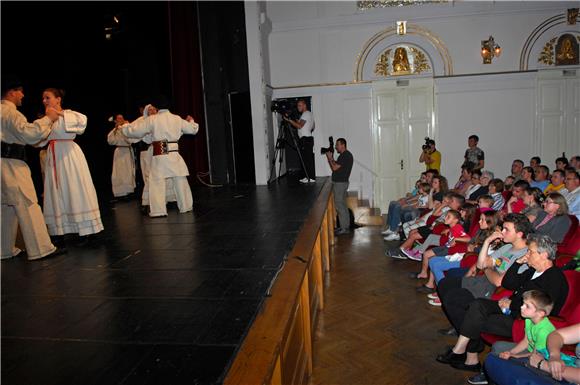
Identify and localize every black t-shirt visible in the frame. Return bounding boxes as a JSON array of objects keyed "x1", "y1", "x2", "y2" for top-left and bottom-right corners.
[
  {"x1": 432, "y1": 191, "x2": 444, "y2": 202},
  {"x1": 332, "y1": 150, "x2": 353, "y2": 182}
]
